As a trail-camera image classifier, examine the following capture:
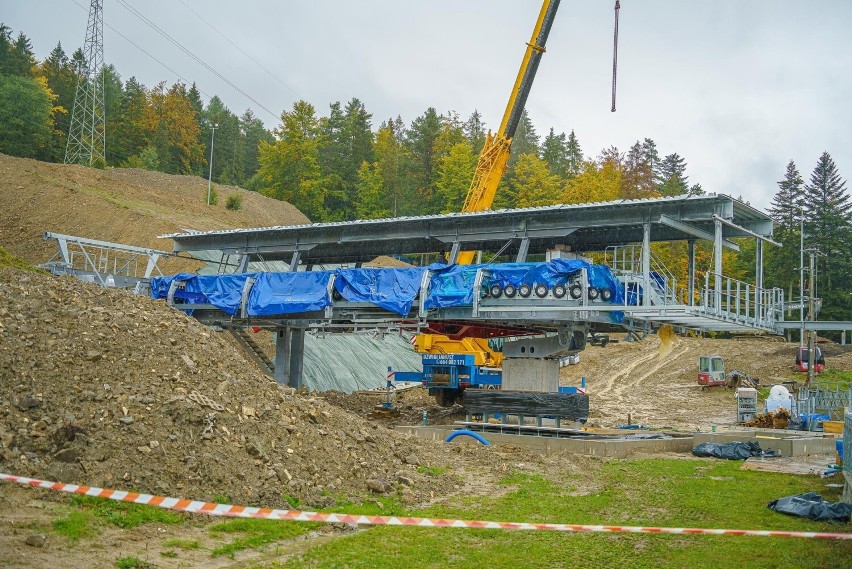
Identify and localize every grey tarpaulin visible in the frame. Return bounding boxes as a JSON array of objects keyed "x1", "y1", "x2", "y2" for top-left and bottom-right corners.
[
  {"x1": 300, "y1": 333, "x2": 422, "y2": 393},
  {"x1": 692, "y1": 441, "x2": 780, "y2": 460},
  {"x1": 768, "y1": 492, "x2": 852, "y2": 522}
]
